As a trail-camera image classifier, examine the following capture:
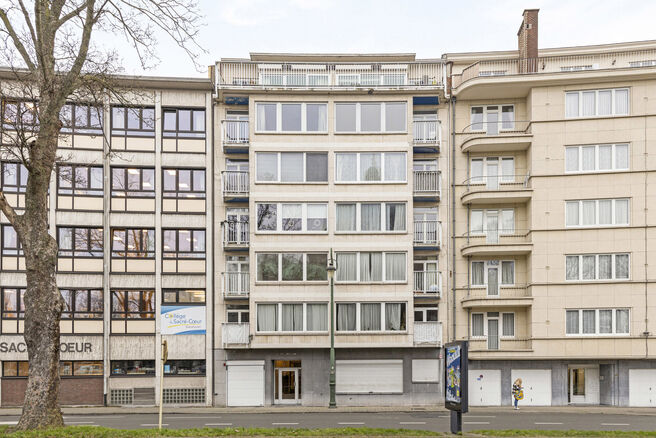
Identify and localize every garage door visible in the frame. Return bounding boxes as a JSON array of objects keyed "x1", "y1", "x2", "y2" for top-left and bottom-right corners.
[
  {"x1": 226, "y1": 361, "x2": 264, "y2": 406},
  {"x1": 469, "y1": 369, "x2": 501, "y2": 406},
  {"x1": 629, "y1": 369, "x2": 656, "y2": 407},
  {"x1": 336, "y1": 360, "x2": 403, "y2": 394},
  {"x1": 511, "y1": 369, "x2": 551, "y2": 406}
]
